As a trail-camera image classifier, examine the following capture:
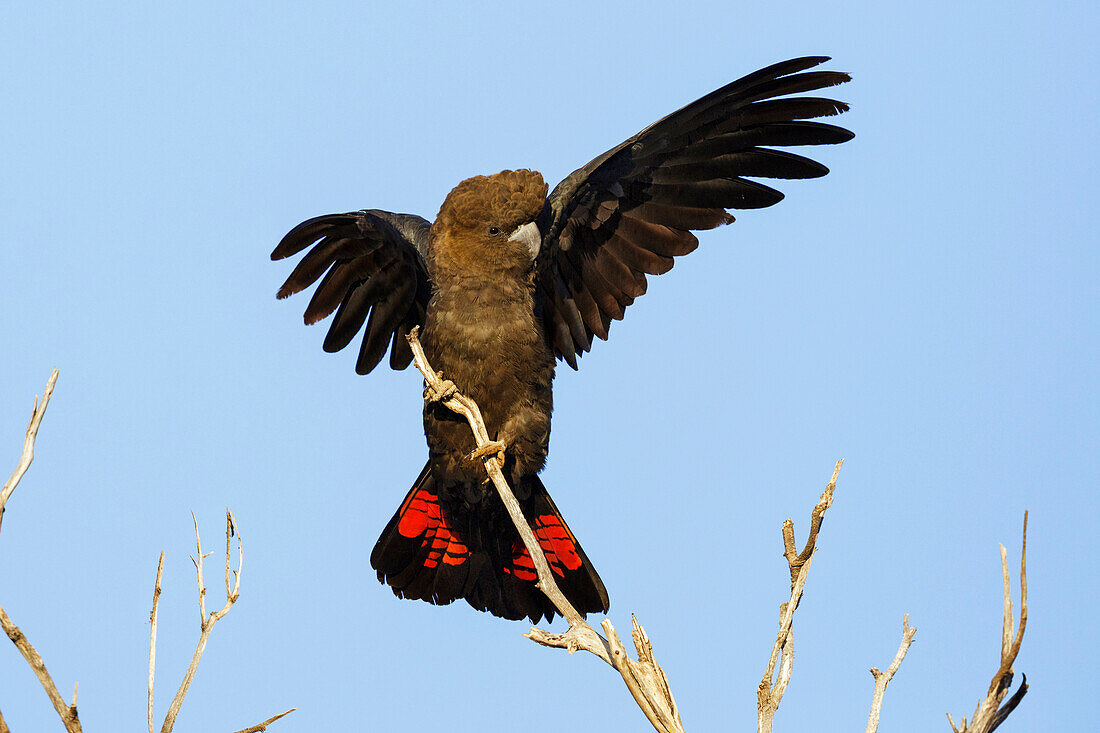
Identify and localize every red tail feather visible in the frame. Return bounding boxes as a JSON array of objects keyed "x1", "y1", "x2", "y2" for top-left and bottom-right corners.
[
  {"x1": 395, "y1": 487, "x2": 470, "y2": 569},
  {"x1": 371, "y1": 463, "x2": 608, "y2": 622}
]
